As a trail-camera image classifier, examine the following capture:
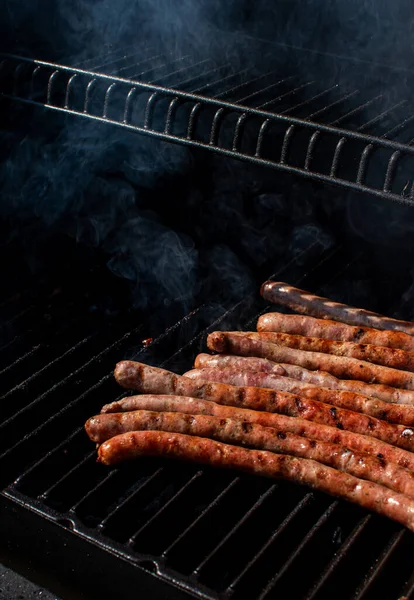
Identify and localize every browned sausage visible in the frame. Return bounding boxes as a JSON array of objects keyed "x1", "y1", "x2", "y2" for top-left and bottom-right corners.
[
  {"x1": 245, "y1": 330, "x2": 414, "y2": 372},
  {"x1": 97, "y1": 431, "x2": 414, "y2": 532},
  {"x1": 114, "y1": 361, "x2": 414, "y2": 451},
  {"x1": 261, "y1": 281, "x2": 414, "y2": 335},
  {"x1": 102, "y1": 393, "x2": 414, "y2": 470},
  {"x1": 207, "y1": 331, "x2": 414, "y2": 389},
  {"x1": 86, "y1": 410, "x2": 414, "y2": 498},
  {"x1": 194, "y1": 354, "x2": 414, "y2": 405},
  {"x1": 257, "y1": 313, "x2": 414, "y2": 352},
  {"x1": 185, "y1": 367, "x2": 414, "y2": 426}
]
